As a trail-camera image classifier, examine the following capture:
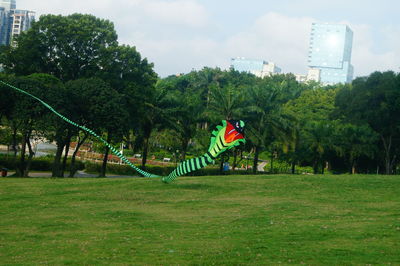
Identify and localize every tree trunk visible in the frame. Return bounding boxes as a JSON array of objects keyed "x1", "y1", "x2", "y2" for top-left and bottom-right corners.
[
  {"x1": 141, "y1": 126, "x2": 152, "y2": 170},
  {"x1": 61, "y1": 133, "x2": 72, "y2": 177},
  {"x1": 18, "y1": 131, "x2": 27, "y2": 177},
  {"x1": 141, "y1": 136, "x2": 149, "y2": 170},
  {"x1": 232, "y1": 149, "x2": 237, "y2": 170},
  {"x1": 52, "y1": 142, "x2": 65, "y2": 177},
  {"x1": 219, "y1": 157, "x2": 224, "y2": 173},
  {"x1": 291, "y1": 133, "x2": 299, "y2": 175},
  {"x1": 24, "y1": 137, "x2": 35, "y2": 177},
  {"x1": 69, "y1": 134, "x2": 88, "y2": 177},
  {"x1": 313, "y1": 158, "x2": 319, "y2": 174},
  {"x1": 381, "y1": 135, "x2": 394, "y2": 174},
  {"x1": 291, "y1": 160, "x2": 296, "y2": 174},
  {"x1": 385, "y1": 148, "x2": 392, "y2": 174},
  {"x1": 181, "y1": 138, "x2": 189, "y2": 161},
  {"x1": 100, "y1": 133, "x2": 112, "y2": 177},
  {"x1": 11, "y1": 126, "x2": 18, "y2": 158},
  {"x1": 252, "y1": 146, "x2": 260, "y2": 174},
  {"x1": 351, "y1": 160, "x2": 356, "y2": 175},
  {"x1": 390, "y1": 155, "x2": 397, "y2": 175},
  {"x1": 270, "y1": 150, "x2": 274, "y2": 173}
]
